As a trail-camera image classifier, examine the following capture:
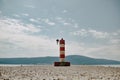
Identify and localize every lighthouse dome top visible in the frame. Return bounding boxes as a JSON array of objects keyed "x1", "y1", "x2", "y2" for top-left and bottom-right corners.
[{"x1": 60, "y1": 38, "x2": 65, "y2": 44}]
